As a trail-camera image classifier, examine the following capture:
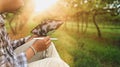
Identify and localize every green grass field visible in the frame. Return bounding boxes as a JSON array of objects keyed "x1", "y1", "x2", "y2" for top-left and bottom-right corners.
[
  {"x1": 51, "y1": 22, "x2": 120, "y2": 67},
  {"x1": 7, "y1": 21, "x2": 120, "y2": 67}
]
